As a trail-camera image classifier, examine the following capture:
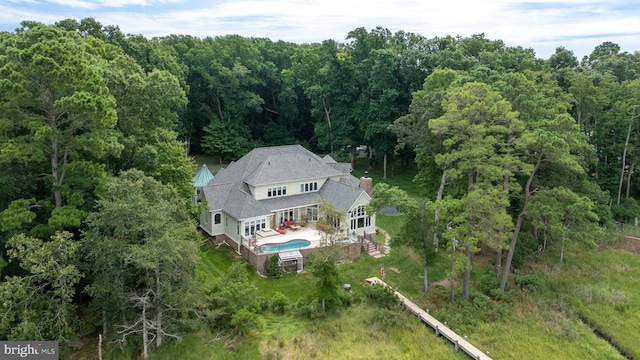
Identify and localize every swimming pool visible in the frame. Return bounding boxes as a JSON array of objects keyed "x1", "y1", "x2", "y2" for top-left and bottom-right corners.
[{"x1": 261, "y1": 239, "x2": 311, "y2": 252}]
